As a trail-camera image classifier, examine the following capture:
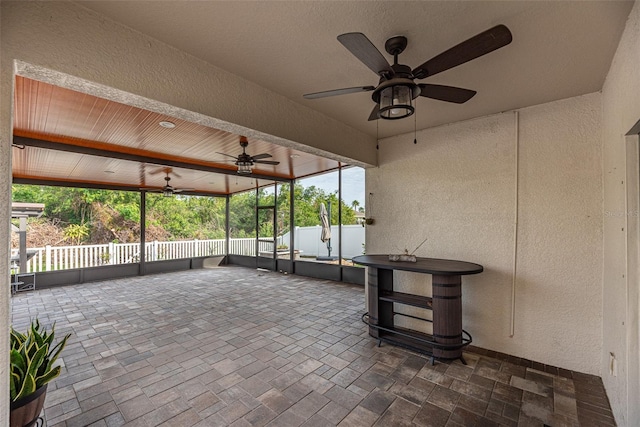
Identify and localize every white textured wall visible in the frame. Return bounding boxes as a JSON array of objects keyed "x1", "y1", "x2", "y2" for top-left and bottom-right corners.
[
  {"x1": 0, "y1": 3, "x2": 11, "y2": 424},
  {"x1": 367, "y1": 93, "x2": 603, "y2": 374},
  {"x1": 601, "y1": 2, "x2": 640, "y2": 425}
]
